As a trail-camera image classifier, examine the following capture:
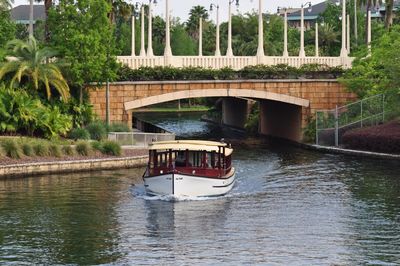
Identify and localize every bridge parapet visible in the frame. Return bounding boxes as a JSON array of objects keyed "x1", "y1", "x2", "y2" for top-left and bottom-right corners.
[{"x1": 117, "y1": 56, "x2": 354, "y2": 70}]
